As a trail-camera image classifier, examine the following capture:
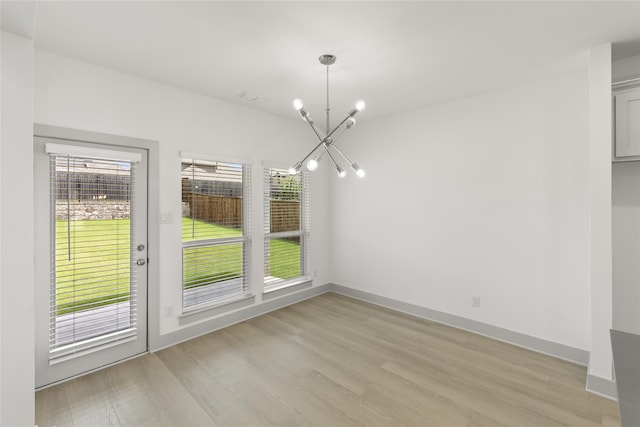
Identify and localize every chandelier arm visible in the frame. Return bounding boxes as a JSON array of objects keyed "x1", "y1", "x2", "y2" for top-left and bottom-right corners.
[
  {"x1": 298, "y1": 141, "x2": 326, "y2": 167},
  {"x1": 324, "y1": 113, "x2": 357, "y2": 142},
  {"x1": 329, "y1": 143, "x2": 355, "y2": 165},
  {"x1": 302, "y1": 115, "x2": 326, "y2": 142},
  {"x1": 324, "y1": 145, "x2": 341, "y2": 169},
  {"x1": 331, "y1": 143, "x2": 365, "y2": 177},
  {"x1": 315, "y1": 143, "x2": 333, "y2": 161},
  {"x1": 325, "y1": 126, "x2": 349, "y2": 147},
  {"x1": 316, "y1": 146, "x2": 327, "y2": 161}
]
